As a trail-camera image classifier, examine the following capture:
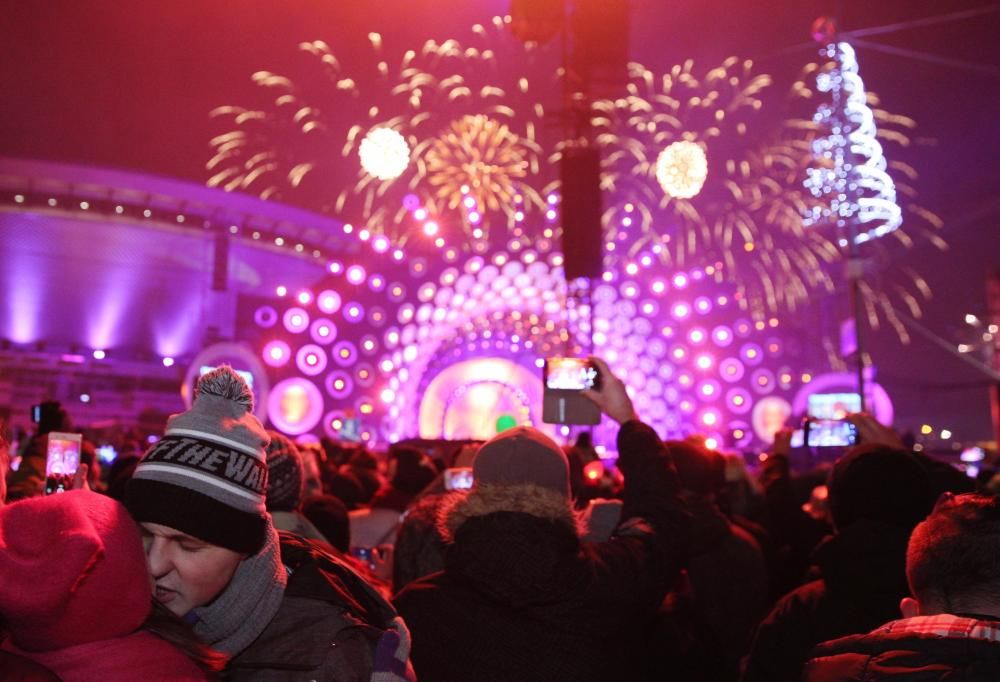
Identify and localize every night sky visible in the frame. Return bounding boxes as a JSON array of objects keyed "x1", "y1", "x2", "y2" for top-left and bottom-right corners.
[{"x1": 3, "y1": 0, "x2": 999, "y2": 439}]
